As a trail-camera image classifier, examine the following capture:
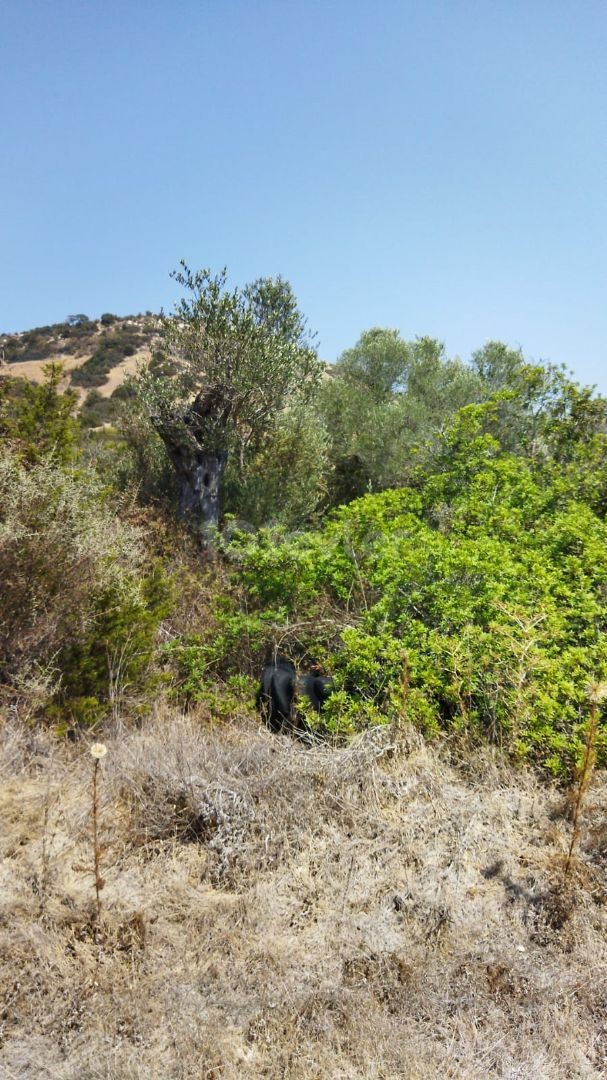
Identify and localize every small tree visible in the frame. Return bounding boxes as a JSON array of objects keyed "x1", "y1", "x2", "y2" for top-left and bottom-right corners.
[
  {"x1": 336, "y1": 327, "x2": 412, "y2": 401},
  {"x1": 137, "y1": 264, "x2": 323, "y2": 541},
  {"x1": 0, "y1": 361, "x2": 78, "y2": 466},
  {"x1": 318, "y1": 330, "x2": 482, "y2": 503}
]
